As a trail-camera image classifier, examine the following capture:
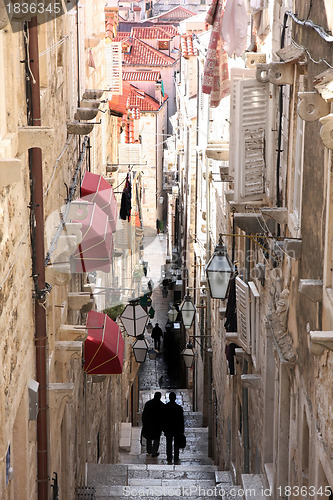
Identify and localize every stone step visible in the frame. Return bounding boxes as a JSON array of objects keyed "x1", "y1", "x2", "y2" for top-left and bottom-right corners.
[
  {"x1": 119, "y1": 422, "x2": 131, "y2": 452},
  {"x1": 241, "y1": 474, "x2": 270, "y2": 499},
  {"x1": 95, "y1": 483, "x2": 244, "y2": 499}
]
